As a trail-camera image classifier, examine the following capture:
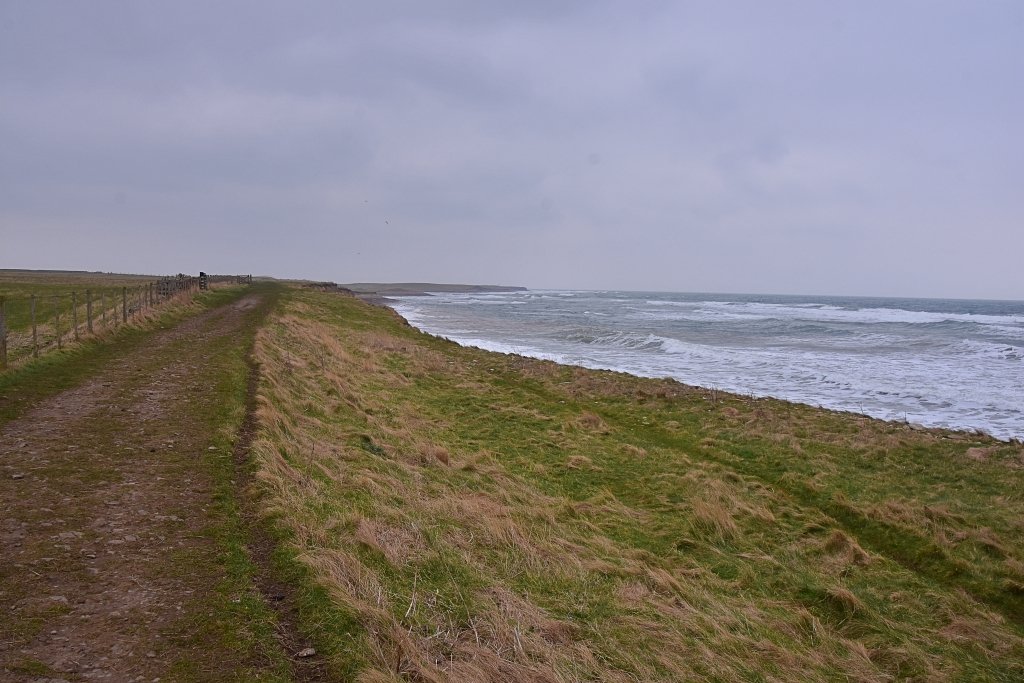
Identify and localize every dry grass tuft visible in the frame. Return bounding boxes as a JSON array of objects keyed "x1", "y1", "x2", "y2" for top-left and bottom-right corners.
[
  {"x1": 938, "y1": 610, "x2": 1012, "y2": 656},
  {"x1": 971, "y1": 527, "x2": 1008, "y2": 557},
  {"x1": 418, "y1": 442, "x2": 451, "y2": 466},
  {"x1": 682, "y1": 476, "x2": 751, "y2": 541},
  {"x1": 923, "y1": 503, "x2": 962, "y2": 524},
  {"x1": 691, "y1": 498, "x2": 738, "y2": 540},
  {"x1": 615, "y1": 580, "x2": 654, "y2": 606},
  {"x1": 566, "y1": 454, "x2": 593, "y2": 470},
  {"x1": 1005, "y1": 557, "x2": 1024, "y2": 580},
  {"x1": 574, "y1": 411, "x2": 610, "y2": 433},
  {"x1": 622, "y1": 444, "x2": 647, "y2": 458},
  {"x1": 737, "y1": 501, "x2": 776, "y2": 524},
  {"x1": 354, "y1": 517, "x2": 425, "y2": 565},
  {"x1": 824, "y1": 585, "x2": 865, "y2": 614},
  {"x1": 822, "y1": 530, "x2": 872, "y2": 566}
]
